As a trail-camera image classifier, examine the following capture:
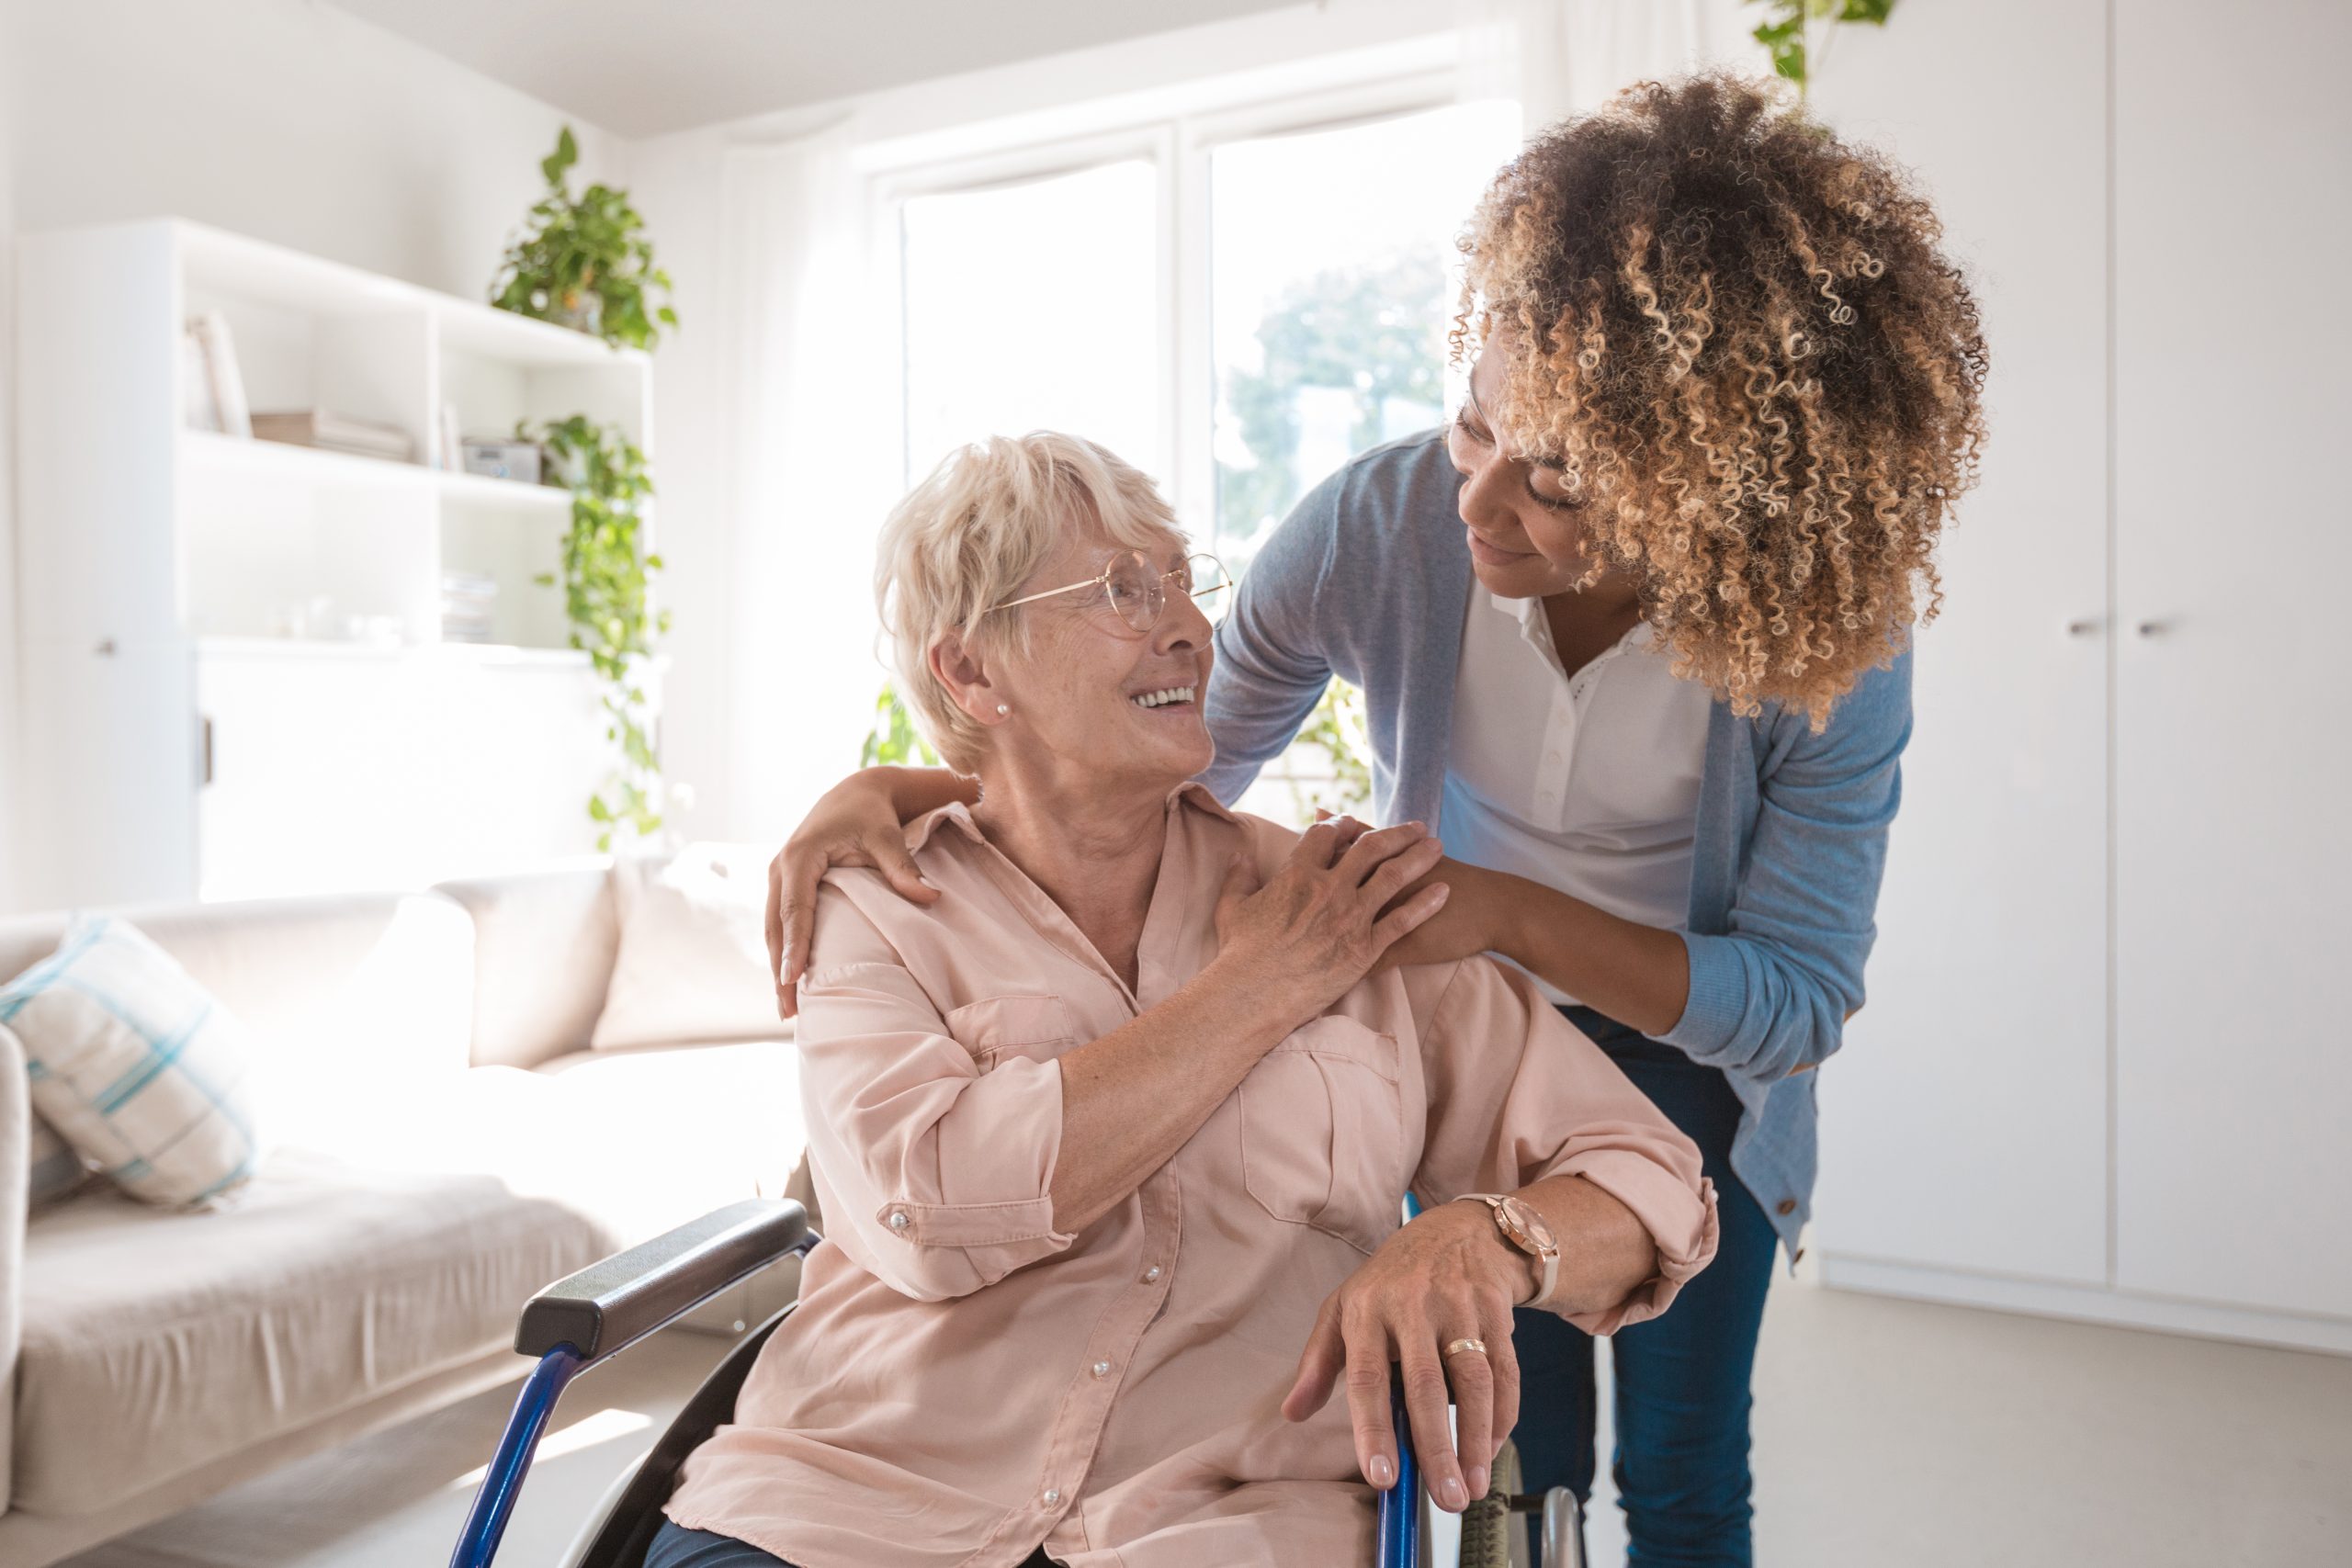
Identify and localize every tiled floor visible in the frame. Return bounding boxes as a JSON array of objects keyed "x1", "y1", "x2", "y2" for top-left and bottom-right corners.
[{"x1": 58, "y1": 1272, "x2": 2352, "y2": 1568}]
